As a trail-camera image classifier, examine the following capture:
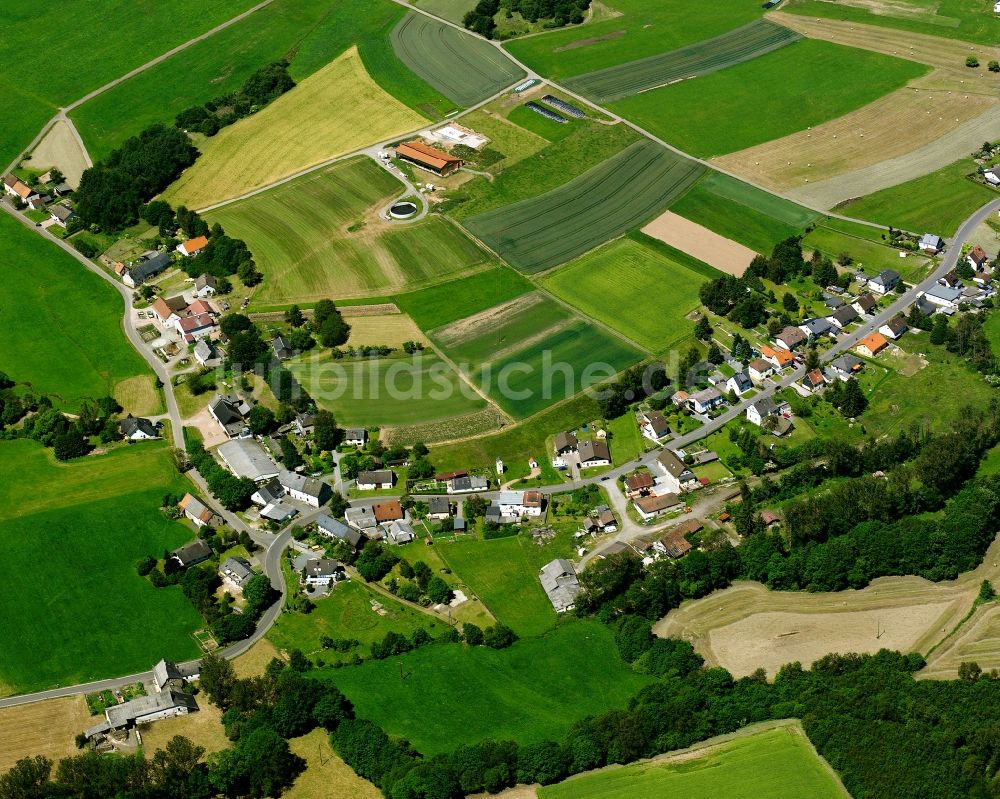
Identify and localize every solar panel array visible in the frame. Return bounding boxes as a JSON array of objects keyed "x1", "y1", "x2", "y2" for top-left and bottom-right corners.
[
  {"x1": 541, "y1": 94, "x2": 585, "y2": 119},
  {"x1": 524, "y1": 101, "x2": 567, "y2": 124}
]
